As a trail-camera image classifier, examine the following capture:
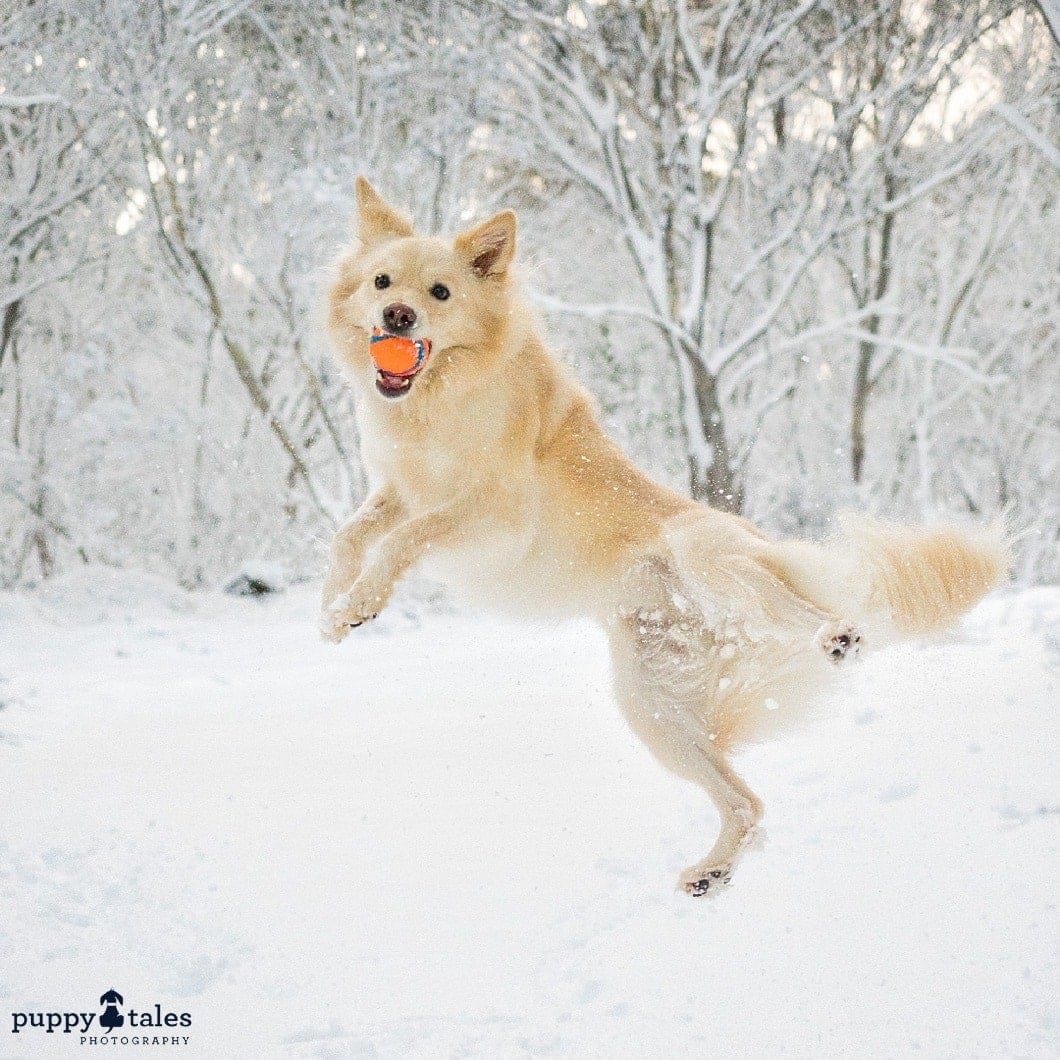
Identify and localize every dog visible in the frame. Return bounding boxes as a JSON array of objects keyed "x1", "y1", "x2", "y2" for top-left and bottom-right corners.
[{"x1": 322, "y1": 177, "x2": 1009, "y2": 896}]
